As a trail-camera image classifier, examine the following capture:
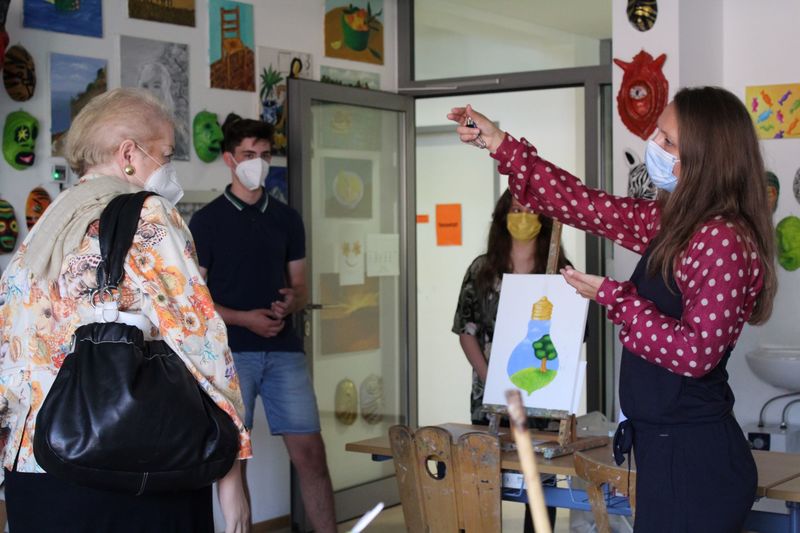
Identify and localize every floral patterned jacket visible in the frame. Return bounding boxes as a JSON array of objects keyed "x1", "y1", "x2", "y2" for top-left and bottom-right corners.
[{"x1": 0, "y1": 188, "x2": 251, "y2": 480}]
